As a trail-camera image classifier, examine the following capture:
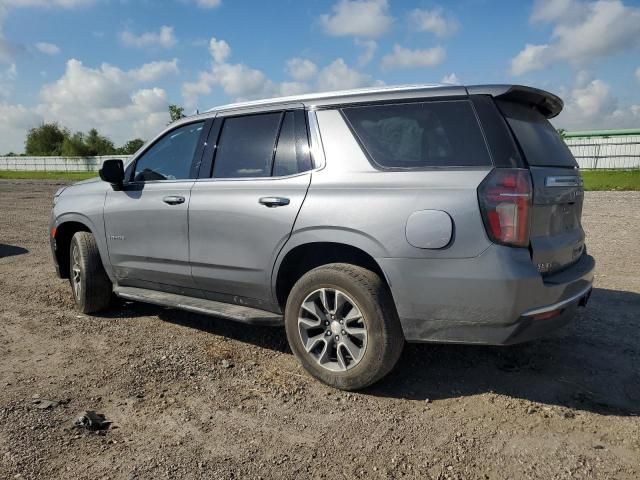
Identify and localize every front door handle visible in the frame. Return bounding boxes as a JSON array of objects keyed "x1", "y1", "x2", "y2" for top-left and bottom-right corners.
[
  {"x1": 259, "y1": 196, "x2": 290, "y2": 208},
  {"x1": 163, "y1": 195, "x2": 185, "y2": 205}
]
